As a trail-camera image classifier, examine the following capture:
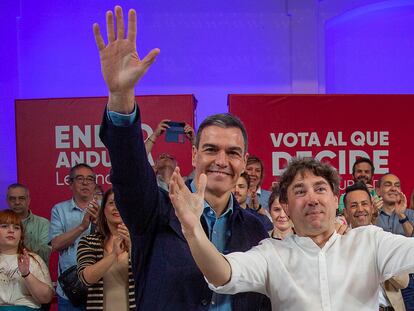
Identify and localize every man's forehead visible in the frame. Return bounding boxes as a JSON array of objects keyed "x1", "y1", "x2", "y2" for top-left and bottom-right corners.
[
  {"x1": 74, "y1": 167, "x2": 95, "y2": 176},
  {"x1": 381, "y1": 174, "x2": 400, "y2": 184},
  {"x1": 199, "y1": 126, "x2": 244, "y2": 144},
  {"x1": 246, "y1": 162, "x2": 261, "y2": 170},
  {"x1": 347, "y1": 190, "x2": 371, "y2": 202},
  {"x1": 290, "y1": 171, "x2": 329, "y2": 187},
  {"x1": 355, "y1": 162, "x2": 372, "y2": 171},
  {"x1": 7, "y1": 187, "x2": 27, "y2": 196}
]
